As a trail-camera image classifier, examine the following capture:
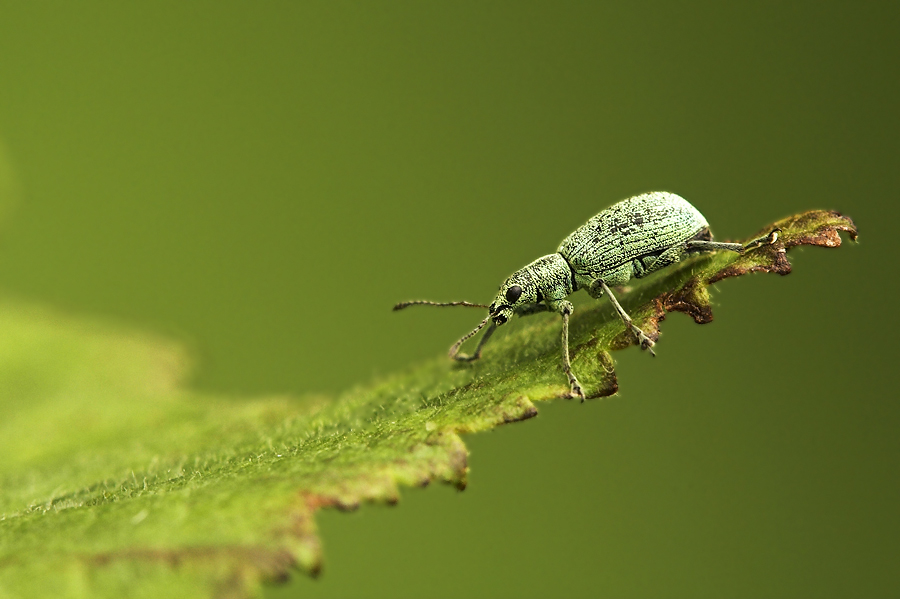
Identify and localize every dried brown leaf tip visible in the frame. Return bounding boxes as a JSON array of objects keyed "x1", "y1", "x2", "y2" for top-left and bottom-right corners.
[
  {"x1": 711, "y1": 210, "x2": 857, "y2": 283},
  {"x1": 660, "y1": 209, "x2": 854, "y2": 328},
  {"x1": 594, "y1": 210, "x2": 856, "y2": 399}
]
